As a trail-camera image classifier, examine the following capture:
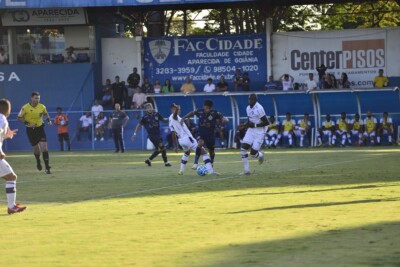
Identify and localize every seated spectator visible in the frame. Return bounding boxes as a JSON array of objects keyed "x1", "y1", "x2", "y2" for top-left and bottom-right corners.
[
  {"x1": 305, "y1": 73, "x2": 318, "y2": 91},
  {"x1": 180, "y1": 77, "x2": 196, "y2": 93},
  {"x1": 322, "y1": 74, "x2": 332, "y2": 89},
  {"x1": 142, "y1": 78, "x2": 154, "y2": 94},
  {"x1": 377, "y1": 111, "x2": 394, "y2": 145},
  {"x1": 216, "y1": 75, "x2": 229, "y2": 92},
  {"x1": 153, "y1": 79, "x2": 162, "y2": 93},
  {"x1": 91, "y1": 99, "x2": 103, "y2": 119},
  {"x1": 64, "y1": 46, "x2": 76, "y2": 63},
  {"x1": 265, "y1": 115, "x2": 281, "y2": 148},
  {"x1": 0, "y1": 47, "x2": 8, "y2": 64},
  {"x1": 162, "y1": 79, "x2": 174, "y2": 93},
  {"x1": 94, "y1": 112, "x2": 107, "y2": 141},
  {"x1": 316, "y1": 64, "x2": 327, "y2": 89},
  {"x1": 242, "y1": 72, "x2": 250, "y2": 91},
  {"x1": 264, "y1": 75, "x2": 281, "y2": 90},
  {"x1": 333, "y1": 112, "x2": 351, "y2": 147},
  {"x1": 361, "y1": 111, "x2": 377, "y2": 145},
  {"x1": 203, "y1": 78, "x2": 216, "y2": 93},
  {"x1": 317, "y1": 114, "x2": 335, "y2": 146},
  {"x1": 37, "y1": 54, "x2": 51, "y2": 64},
  {"x1": 295, "y1": 113, "x2": 311, "y2": 147},
  {"x1": 340, "y1": 72, "x2": 351, "y2": 88},
  {"x1": 232, "y1": 68, "x2": 243, "y2": 91},
  {"x1": 131, "y1": 87, "x2": 147, "y2": 109},
  {"x1": 373, "y1": 69, "x2": 389, "y2": 88},
  {"x1": 281, "y1": 112, "x2": 296, "y2": 147},
  {"x1": 101, "y1": 78, "x2": 112, "y2": 108},
  {"x1": 349, "y1": 113, "x2": 364, "y2": 146},
  {"x1": 77, "y1": 111, "x2": 93, "y2": 141},
  {"x1": 280, "y1": 74, "x2": 294, "y2": 91}
]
